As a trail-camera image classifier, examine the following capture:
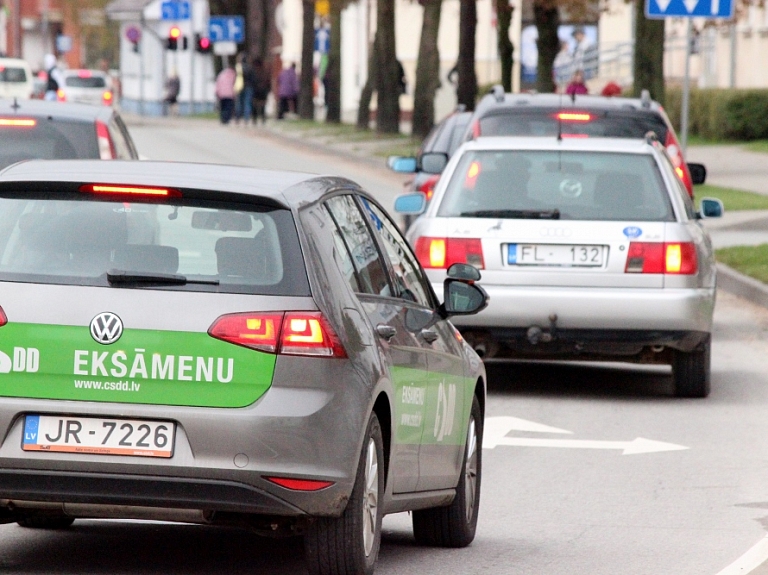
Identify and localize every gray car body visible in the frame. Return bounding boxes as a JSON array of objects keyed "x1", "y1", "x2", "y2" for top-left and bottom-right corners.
[{"x1": 0, "y1": 160, "x2": 485, "y2": 528}]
